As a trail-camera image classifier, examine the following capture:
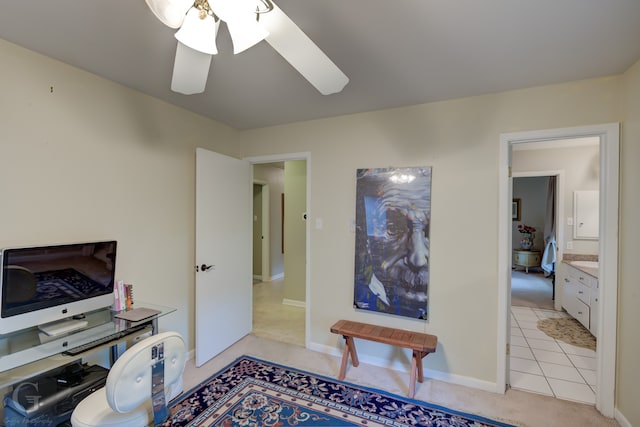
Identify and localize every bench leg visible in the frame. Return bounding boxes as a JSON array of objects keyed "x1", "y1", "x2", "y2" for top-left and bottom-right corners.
[
  {"x1": 415, "y1": 350, "x2": 425, "y2": 383},
  {"x1": 338, "y1": 336, "x2": 359, "y2": 380},
  {"x1": 409, "y1": 351, "x2": 428, "y2": 399}
]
